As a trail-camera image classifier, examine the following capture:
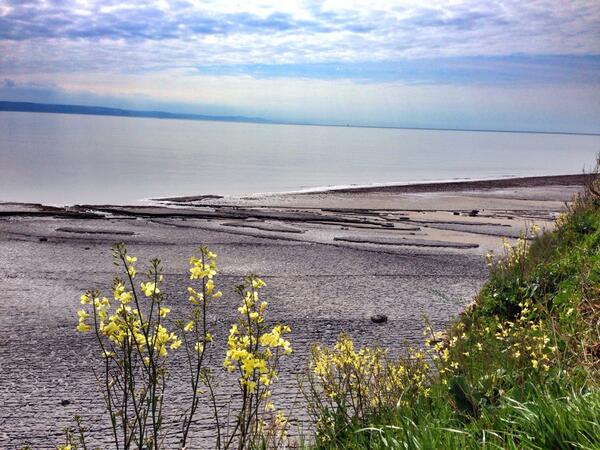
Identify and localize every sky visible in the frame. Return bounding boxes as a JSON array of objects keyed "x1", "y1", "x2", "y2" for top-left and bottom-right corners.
[{"x1": 1, "y1": 0, "x2": 600, "y2": 133}]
